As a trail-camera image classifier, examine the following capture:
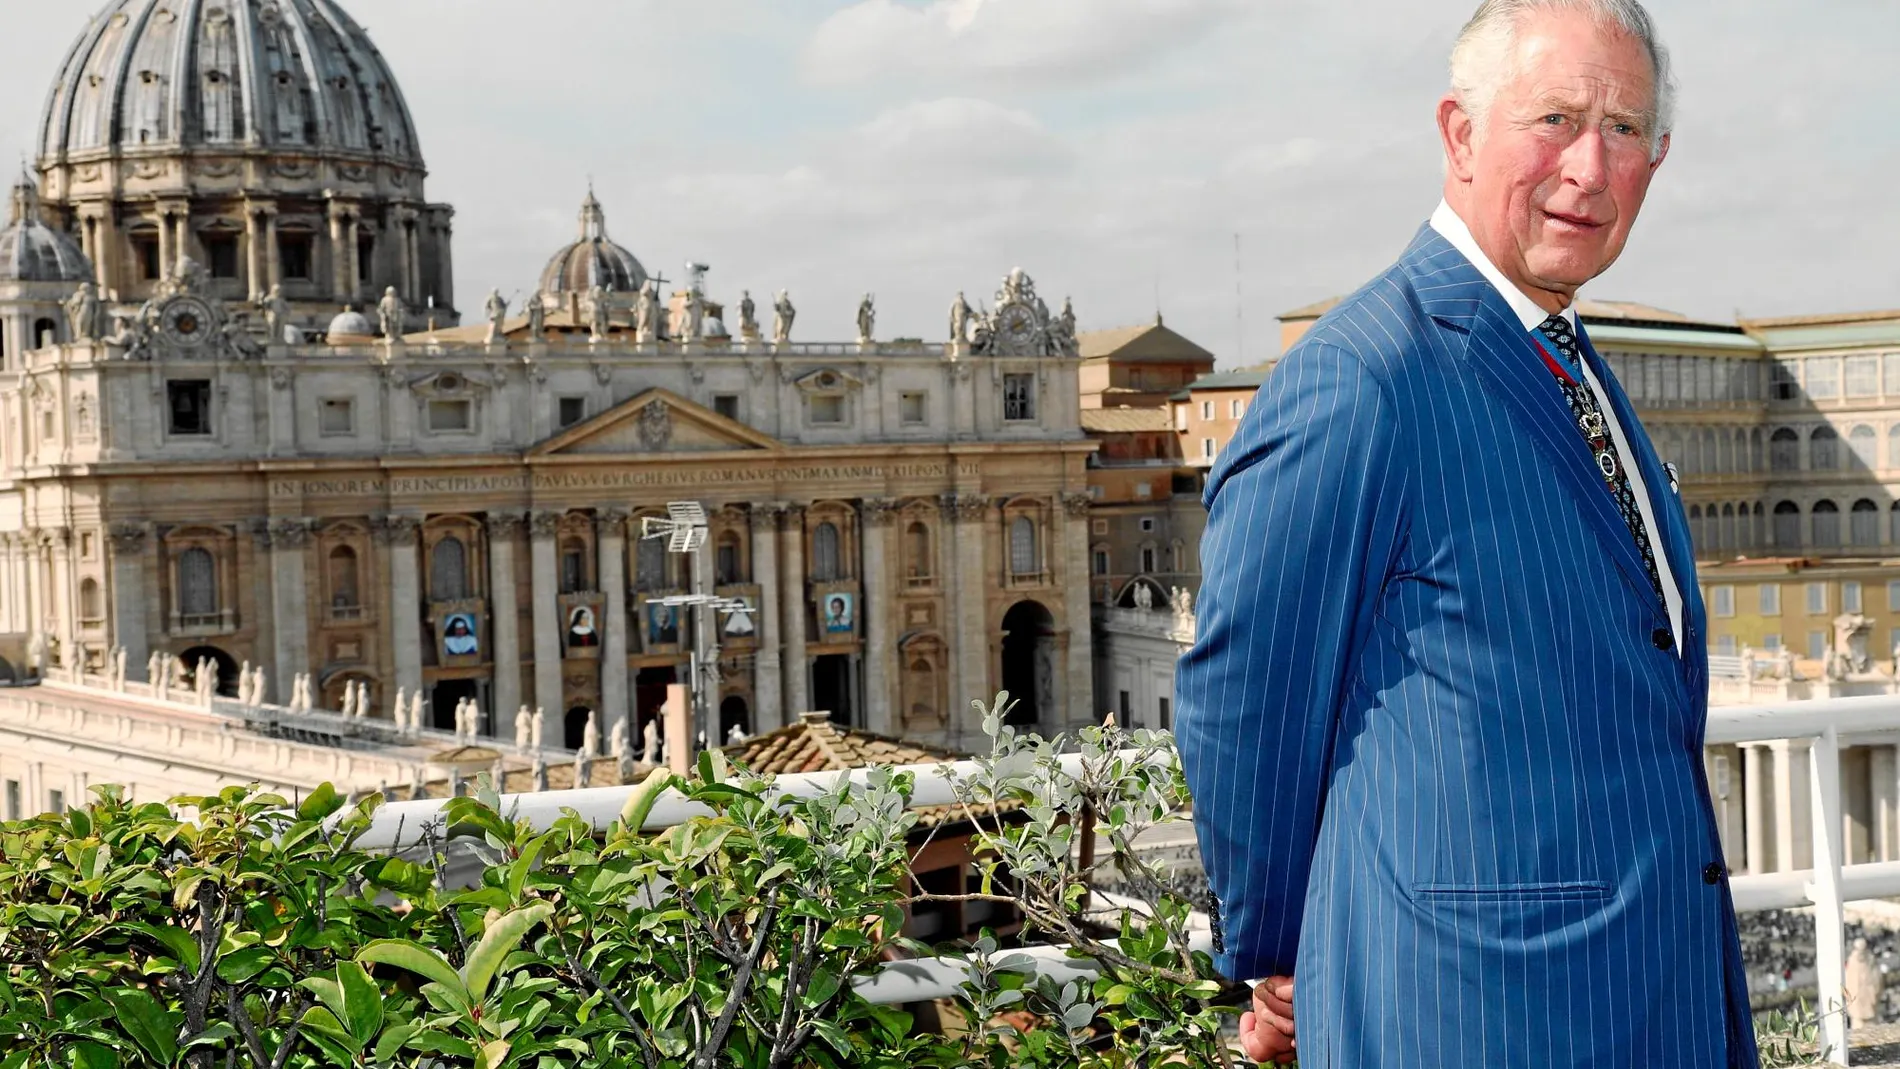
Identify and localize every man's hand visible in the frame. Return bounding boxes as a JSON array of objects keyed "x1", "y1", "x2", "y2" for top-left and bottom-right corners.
[{"x1": 1238, "y1": 976, "x2": 1296, "y2": 1065}]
